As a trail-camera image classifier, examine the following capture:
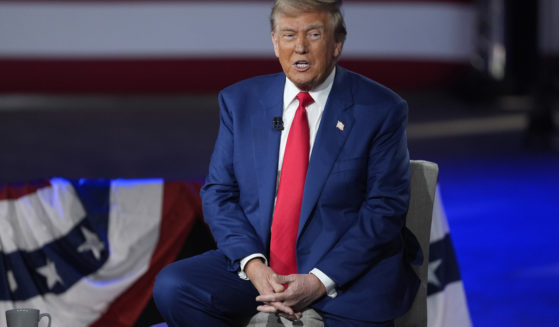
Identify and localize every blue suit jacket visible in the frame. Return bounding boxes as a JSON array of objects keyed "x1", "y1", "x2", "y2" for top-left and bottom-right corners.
[{"x1": 201, "y1": 66, "x2": 419, "y2": 321}]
